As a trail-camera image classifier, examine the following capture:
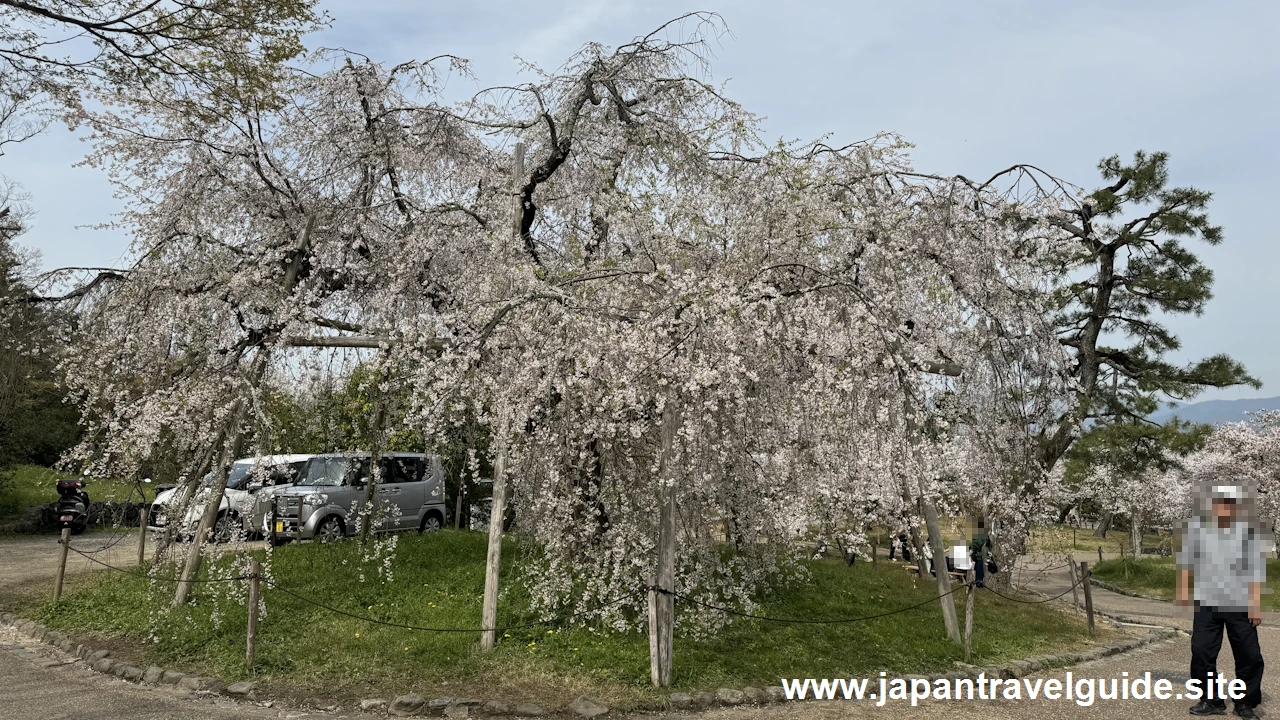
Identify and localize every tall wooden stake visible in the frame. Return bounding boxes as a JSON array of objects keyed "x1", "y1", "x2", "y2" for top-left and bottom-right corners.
[
  {"x1": 1067, "y1": 557, "x2": 1081, "y2": 614},
  {"x1": 963, "y1": 568, "x2": 975, "y2": 663},
  {"x1": 54, "y1": 528, "x2": 71, "y2": 601},
  {"x1": 1080, "y1": 561, "x2": 1095, "y2": 636},
  {"x1": 136, "y1": 503, "x2": 150, "y2": 567},
  {"x1": 246, "y1": 558, "x2": 261, "y2": 669},
  {"x1": 480, "y1": 435, "x2": 508, "y2": 651},
  {"x1": 479, "y1": 142, "x2": 525, "y2": 652},
  {"x1": 648, "y1": 403, "x2": 678, "y2": 687}
]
